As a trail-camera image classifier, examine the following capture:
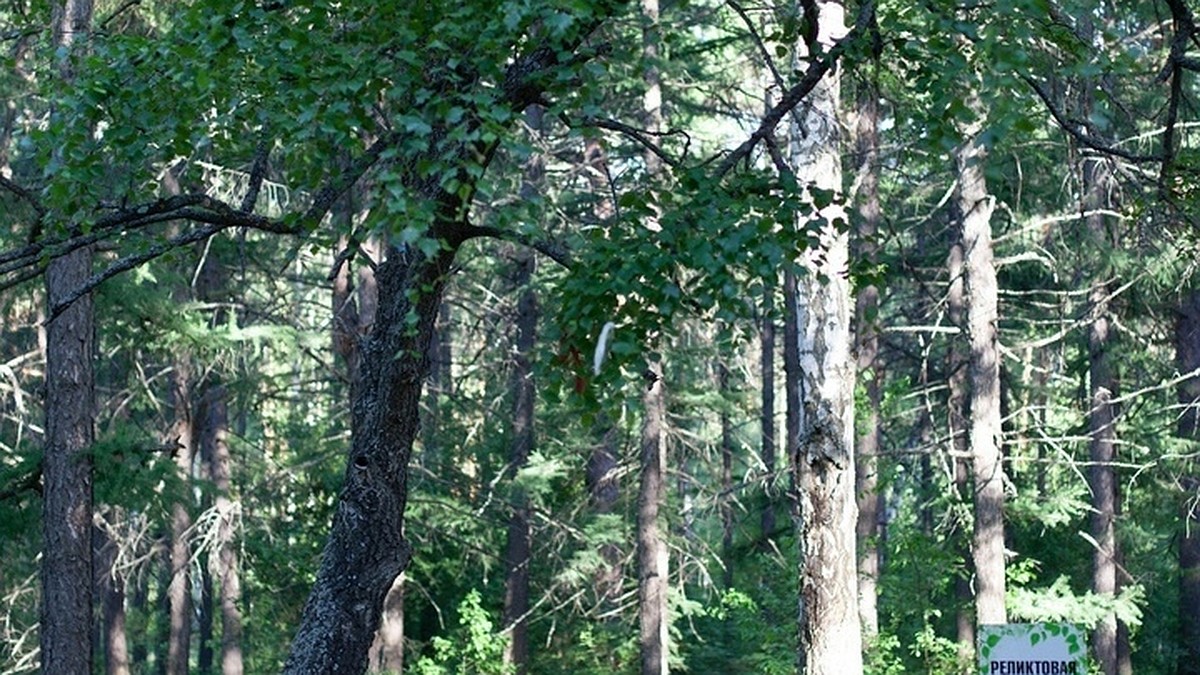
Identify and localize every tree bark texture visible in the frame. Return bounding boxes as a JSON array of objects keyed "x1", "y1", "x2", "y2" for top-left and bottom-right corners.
[
  {"x1": 95, "y1": 522, "x2": 130, "y2": 675},
  {"x1": 761, "y1": 283, "x2": 778, "y2": 543},
  {"x1": 947, "y1": 220, "x2": 976, "y2": 657},
  {"x1": 957, "y1": 117, "x2": 1007, "y2": 627},
  {"x1": 852, "y1": 67, "x2": 883, "y2": 641},
  {"x1": 1085, "y1": 157, "x2": 1120, "y2": 675},
  {"x1": 166, "y1": 360, "x2": 194, "y2": 675},
  {"x1": 1176, "y1": 291, "x2": 1200, "y2": 675},
  {"x1": 787, "y1": 1, "x2": 863, "y2": 671},
  {"x1": 284, "y1": 244, "x2": 455, "y2": 674},
  {"x1": 718, "y1": 358, "x2": 735, "y2": 589},
  {"x1": 41, "y1": 2, "x2": 95, "y2": 673},
  {"x1": 502, "y1": 249, "x2": 538, "y2": 673},
  {"x1": 637, "y1": 361, "x2": 669, "y2": 675}
]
